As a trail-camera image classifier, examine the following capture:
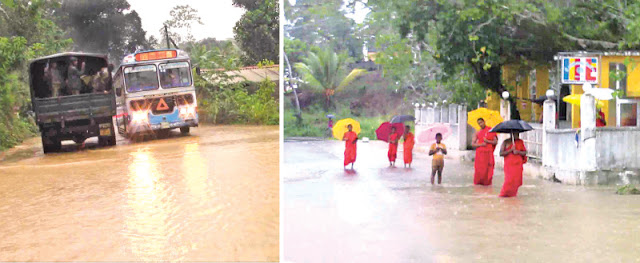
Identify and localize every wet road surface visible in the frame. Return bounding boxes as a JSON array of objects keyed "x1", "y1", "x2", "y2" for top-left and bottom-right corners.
[
  {"x1": 0, "y1": 125, "x2": 278, "y2": 261},
  {"x1": 283, "y1": 140, "x2": 640, "y2": 262}
]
